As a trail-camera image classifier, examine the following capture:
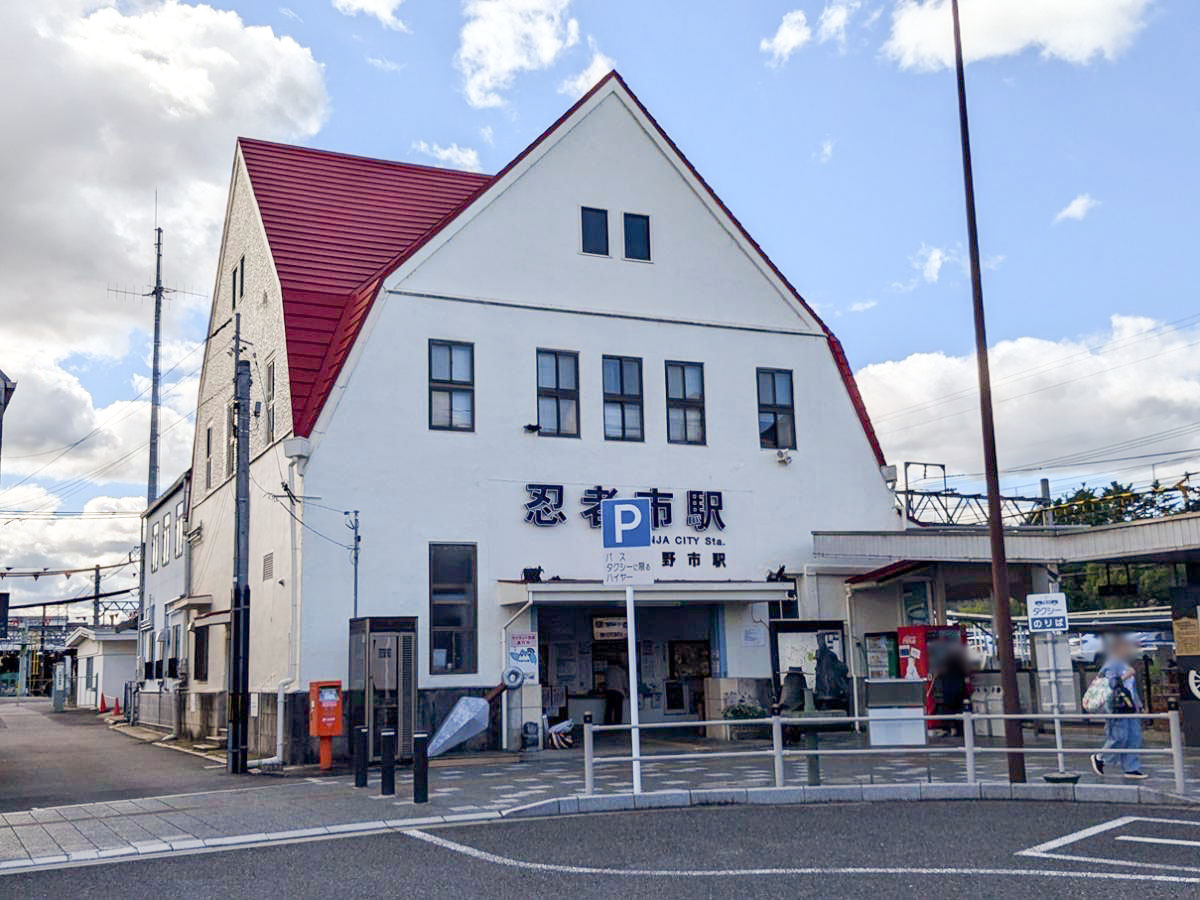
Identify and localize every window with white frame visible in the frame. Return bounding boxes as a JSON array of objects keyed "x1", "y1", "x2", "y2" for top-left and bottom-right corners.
[
  {"x1": 175, "y1": 500, "x2": 185, "y2": 558},
  {"x1": 161, "y1": 511, "x2": 171, "y2": 567},
  {"x1": 204, "y1": 425, "x2": 213, "y2": 490},
  {"x1": 150, "y1": 522, "x2": 159, "y2": 572}
]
